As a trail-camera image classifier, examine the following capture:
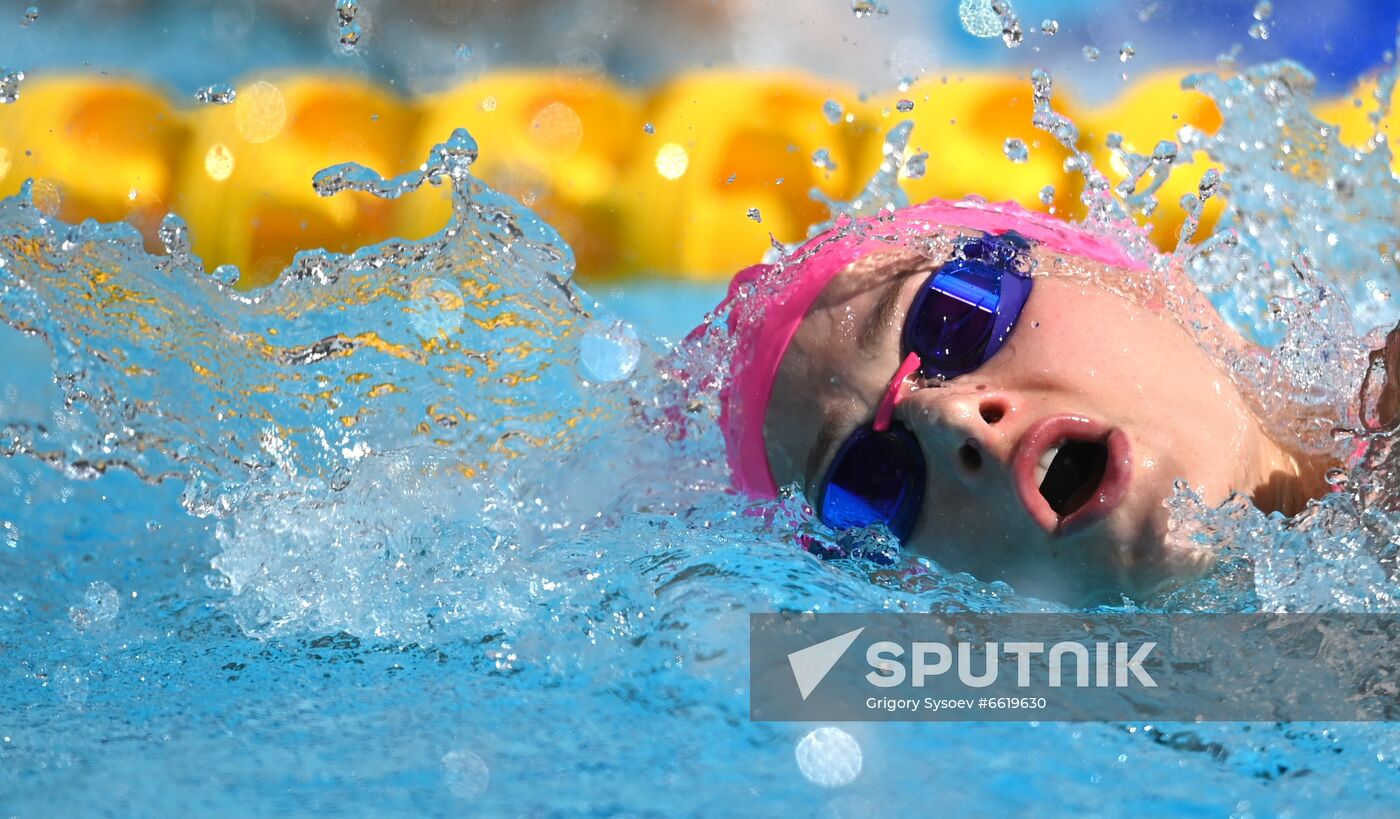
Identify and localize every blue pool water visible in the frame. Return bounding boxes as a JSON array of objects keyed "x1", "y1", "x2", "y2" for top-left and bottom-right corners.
[{"x1": 3, "y1": 25, "x2": 1400, "y2": 819}]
